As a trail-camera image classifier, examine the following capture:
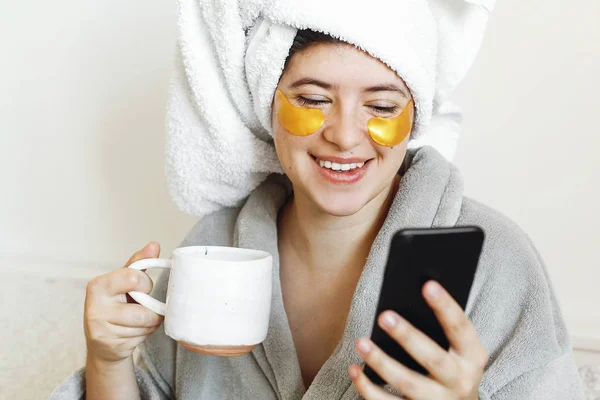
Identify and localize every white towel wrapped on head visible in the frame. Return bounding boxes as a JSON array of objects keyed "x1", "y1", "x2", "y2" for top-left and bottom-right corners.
[{"x1": 166, "y1": 0, "x2": 496, "y2": 217}]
